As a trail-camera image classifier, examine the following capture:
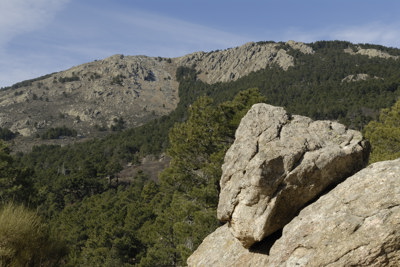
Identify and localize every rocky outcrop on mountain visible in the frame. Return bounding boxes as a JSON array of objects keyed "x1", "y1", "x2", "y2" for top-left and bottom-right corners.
[
  {"x1": 341, "y1": 73, "x2": 380, "y2": 82},
  {"x1": 176, "y1": 41, "x2": 314, "y2": 84},
  {"x1": 188, "y1": 158, "x2": 400, "y2": 267},
  {"x1": 217, "y1": 103, "x2": 370, "y2": 248},
  {"x1": 356, "y1": 48, "x2": 399, "y2": 59},
  {"x1": 344, "y1": 47, "x2": 399, "y2": 59},
  {"x1": 286, "y1": 40, "x2": 315, "y2": 54}
]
